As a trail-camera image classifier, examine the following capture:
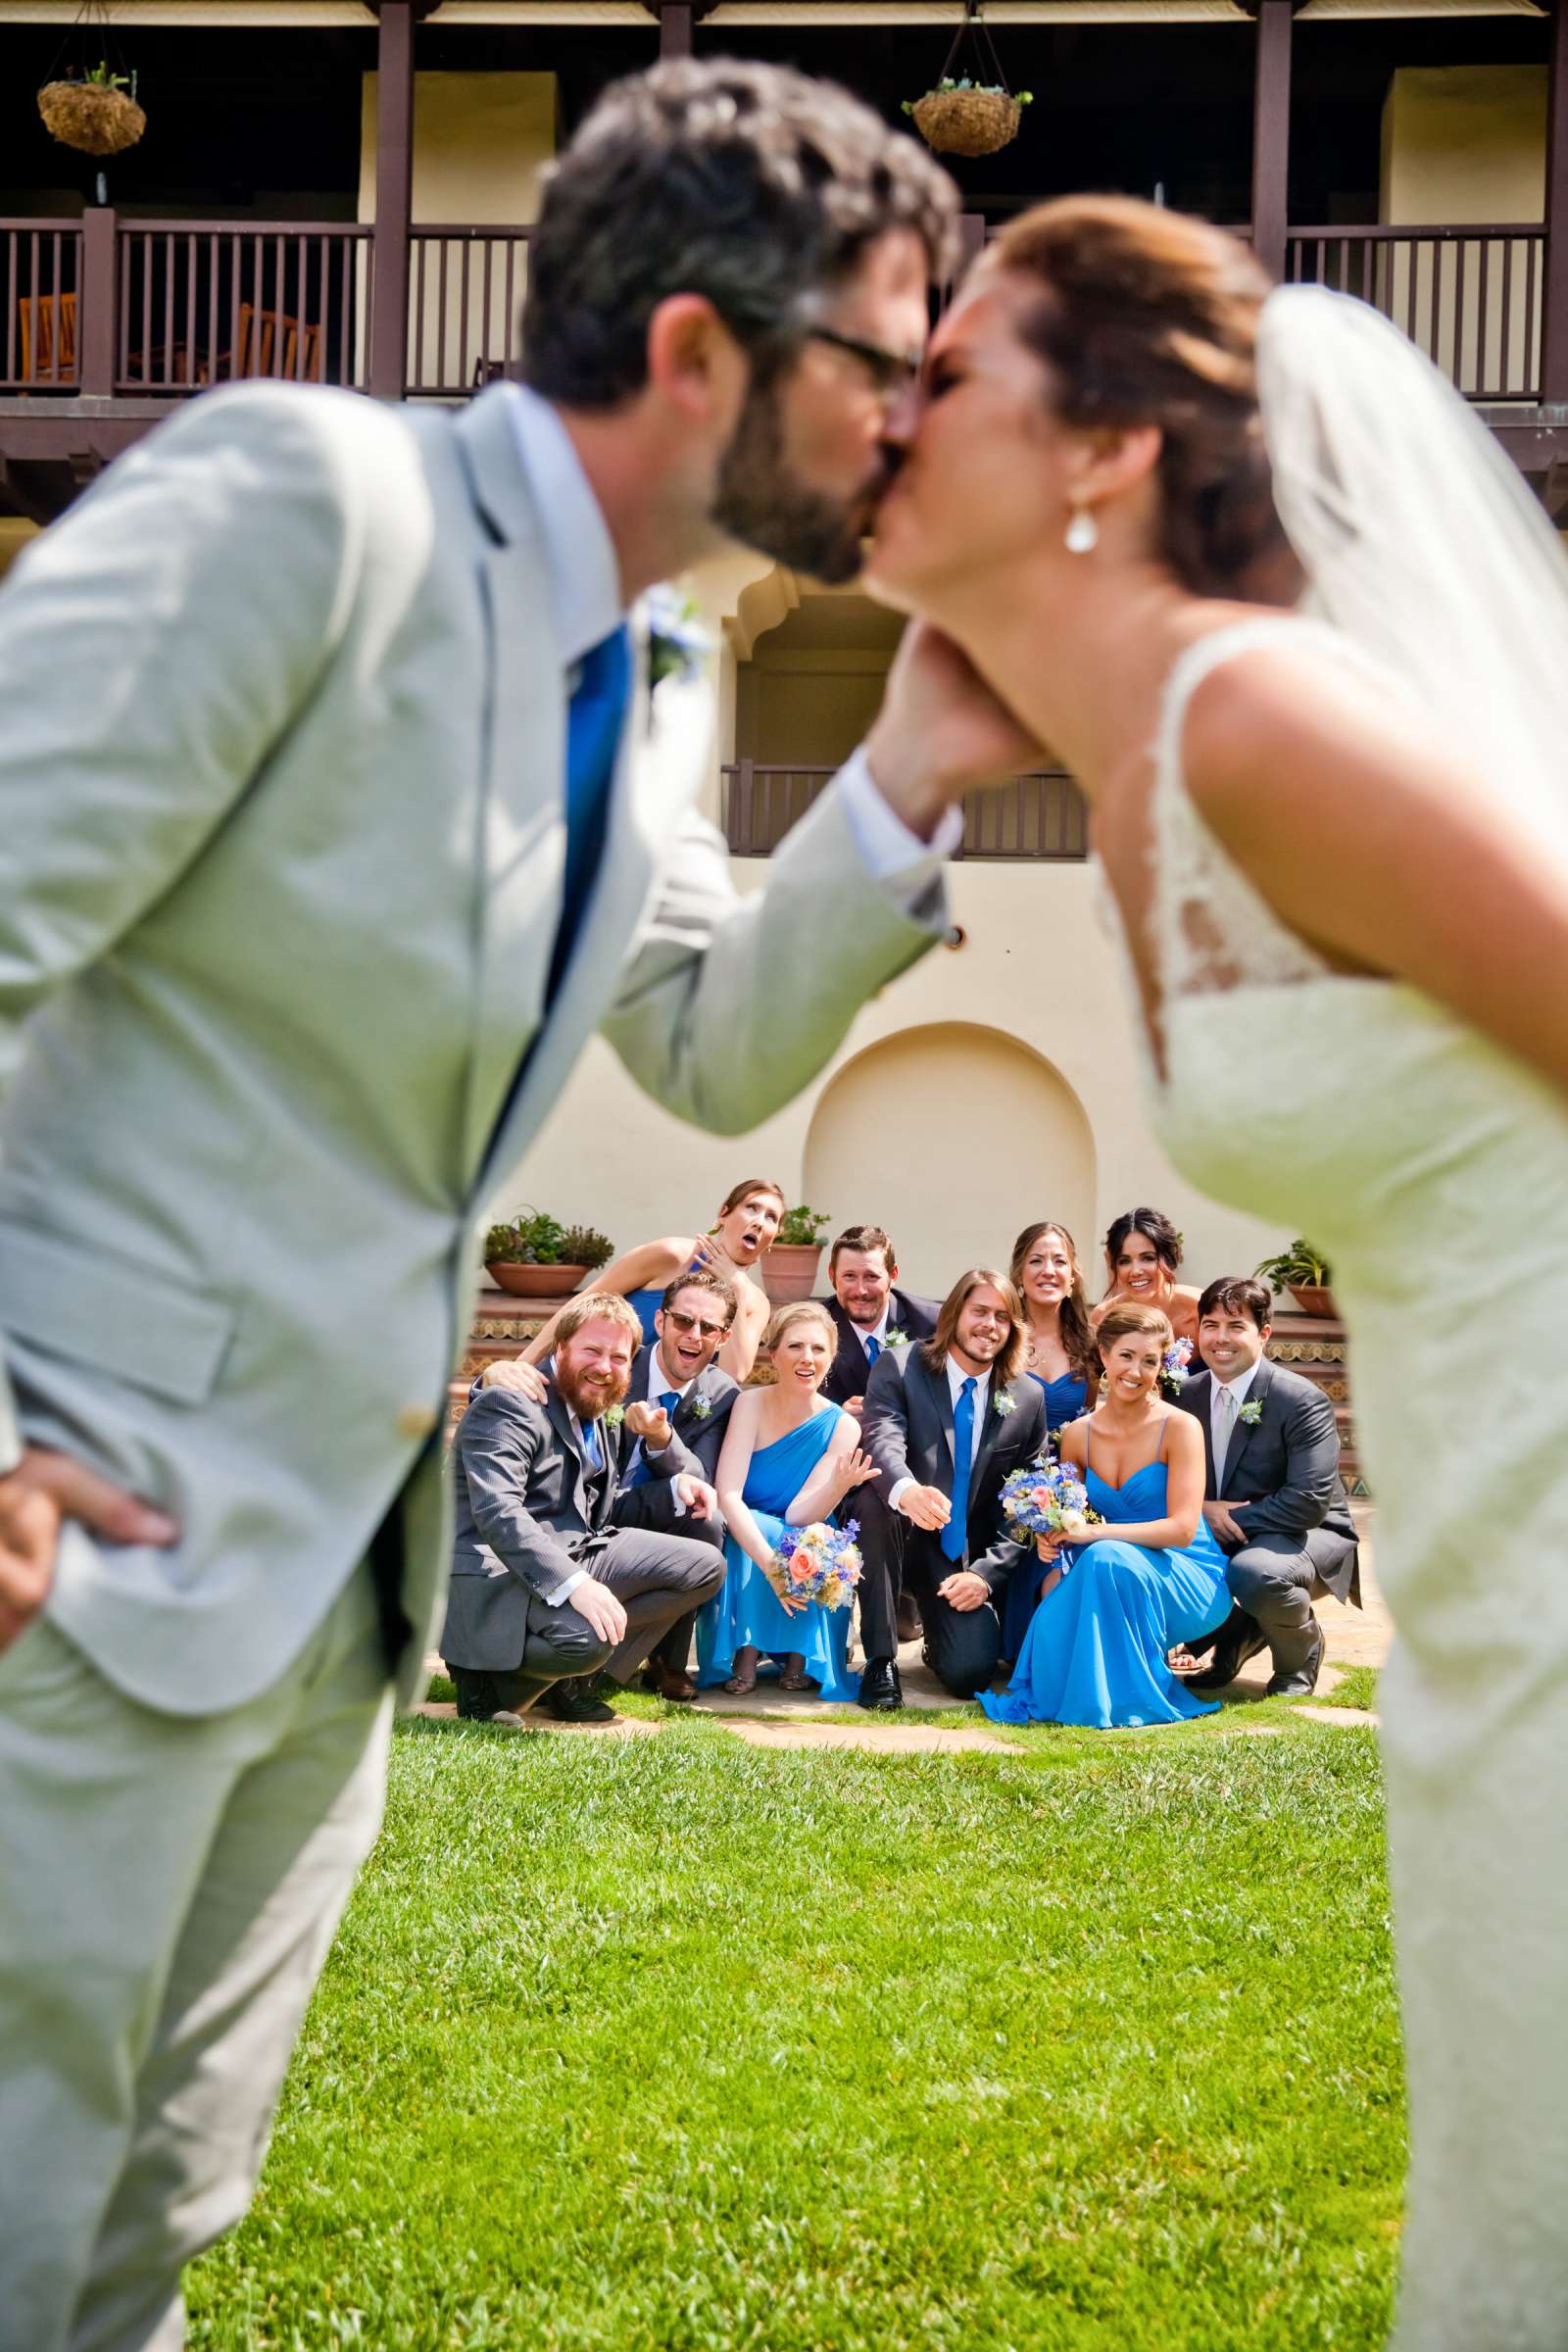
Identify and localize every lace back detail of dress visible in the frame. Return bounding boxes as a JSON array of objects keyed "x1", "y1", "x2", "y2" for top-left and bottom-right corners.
[{"x1": 1149, "y1": 618, "x2": 1376, "y2": 1004}]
